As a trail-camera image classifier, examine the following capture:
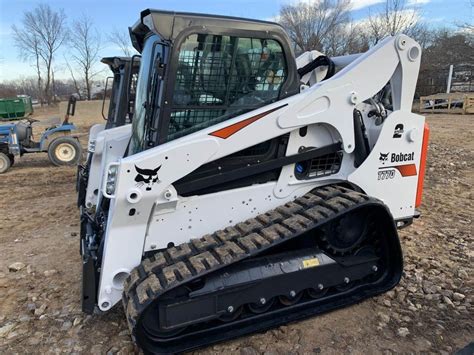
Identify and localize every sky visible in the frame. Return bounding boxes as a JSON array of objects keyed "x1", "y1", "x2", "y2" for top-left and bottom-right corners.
[{"x1": 0, "y1": 0, "x2": 471, "y2": 82}]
